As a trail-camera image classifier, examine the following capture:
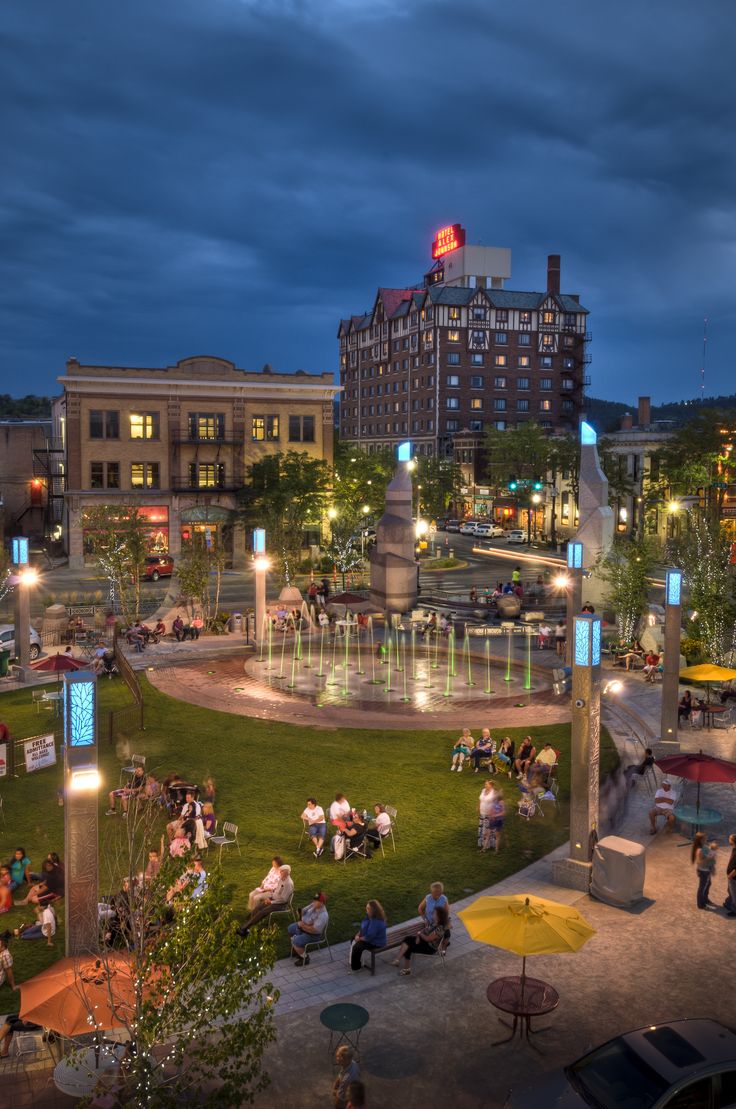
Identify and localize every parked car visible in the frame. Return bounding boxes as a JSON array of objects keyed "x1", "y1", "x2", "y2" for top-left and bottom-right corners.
[
  {"x1": 474, "y1": 523, "x2": 505, "y2": 538},
  {"x1": 0, "y1": 624, "x2": 42, "y2": 661},
  {"x1": 459, "y1": 520, "x2": 478, "y2": 535},
  {"x1": 142, "y1": 555, "x2": 175, "y2": 581},
  {"x1": 445, "y1": 520, "x2": 461, "y2": 533},
  {"x1": 506, "y1": 529, "x2": 526, "y2": 544},
  {"x1": 505, "y1": 1018, "x2": 736, "y2": 1108}
]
